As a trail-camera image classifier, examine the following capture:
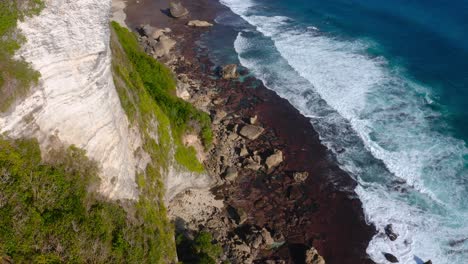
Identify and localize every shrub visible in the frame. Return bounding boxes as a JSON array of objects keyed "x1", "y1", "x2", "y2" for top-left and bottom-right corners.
[
  {"x1": 176, "y1": 231, "x2": 222, "y2": 264},
  {"x1": 0, "y1": 138, "x2": 175, "y2": 263},
  {"x1": 0, "y1": 0, "x2": 44, "y2": 111}
]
